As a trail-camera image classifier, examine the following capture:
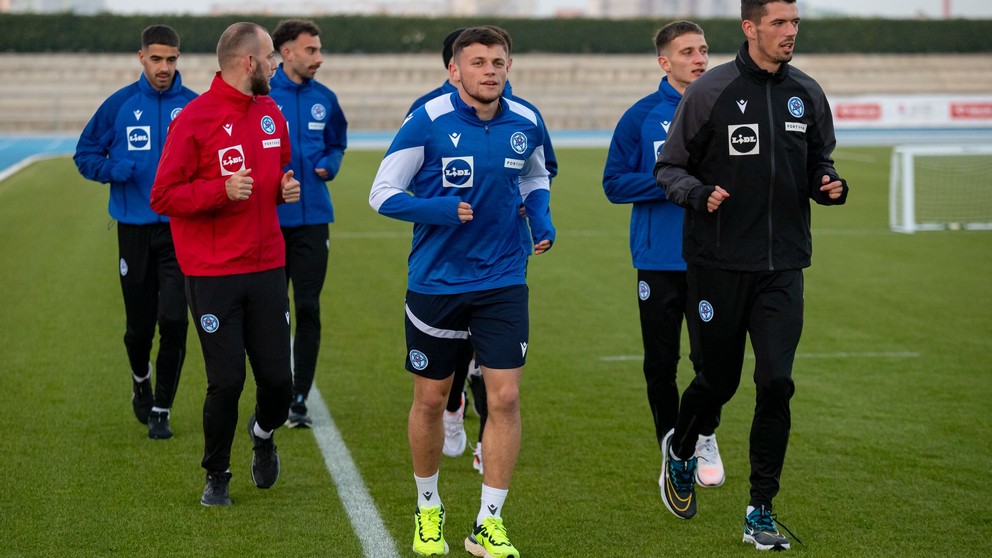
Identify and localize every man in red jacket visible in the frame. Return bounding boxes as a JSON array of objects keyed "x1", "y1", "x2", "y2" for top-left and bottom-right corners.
[{"x1": 151, "y1": 21, "x2": 301, "y2": 507}]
